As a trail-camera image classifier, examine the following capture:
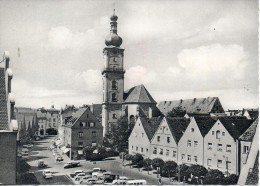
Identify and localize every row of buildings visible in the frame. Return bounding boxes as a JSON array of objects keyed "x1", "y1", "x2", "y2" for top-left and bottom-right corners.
[{"x1": 129, "y1": 114, "x2": 258, "y2": 176}]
